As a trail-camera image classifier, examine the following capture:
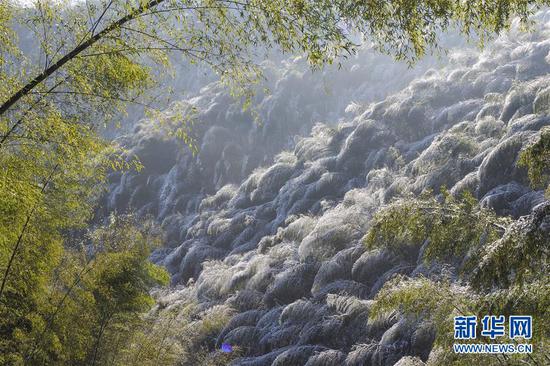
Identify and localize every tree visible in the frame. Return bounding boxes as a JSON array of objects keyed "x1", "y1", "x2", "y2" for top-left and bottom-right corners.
[
  {"x1": 20, "y1": 214, "x2": 170, "y2": 365},
  {"x1": 518, "y1": 127, "x2": 550, "y2": 197},
  {"x1": 85, "y1": 215, "x2": 169, "y2": 366},
  {"x1": 367, "y1": 192, "x2": 550, "y2": 365},
  {"x1": 2, "y1": 1, "x2": 550, "y2": 138},
  {"x1": 364, "y1": 190, "x2": 510, "y2": 265}
]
